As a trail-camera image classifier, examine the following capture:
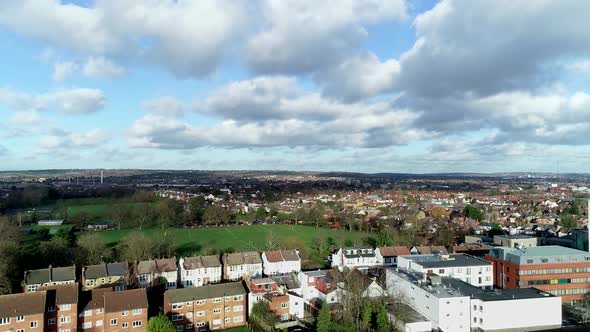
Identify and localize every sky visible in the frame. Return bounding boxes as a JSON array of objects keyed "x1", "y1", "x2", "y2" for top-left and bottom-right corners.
[{"x1": 1, "y1": 0, "x2": 590, "y2": 173}]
